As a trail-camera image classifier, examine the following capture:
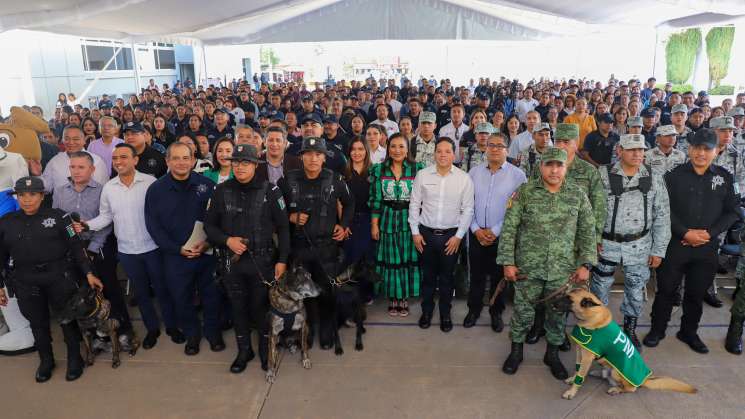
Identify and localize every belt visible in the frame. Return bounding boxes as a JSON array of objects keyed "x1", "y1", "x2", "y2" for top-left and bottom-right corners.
[
  {"x1": 602, "y1": 229, "x2": 649, "y2": 243},
  {"x1": 15, "y1": 259, "x2": 71, "y2": 274},
  {"x1": 383, "y1": 201, "x2": 409, "y2": 210},
  {"x1": 420, "y1": 225, "x2": 458, "y2": 236}
]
